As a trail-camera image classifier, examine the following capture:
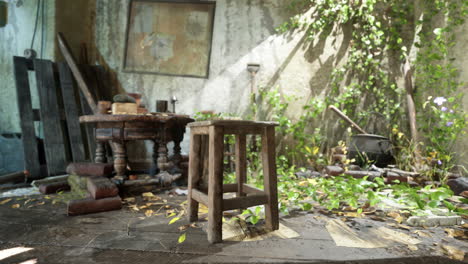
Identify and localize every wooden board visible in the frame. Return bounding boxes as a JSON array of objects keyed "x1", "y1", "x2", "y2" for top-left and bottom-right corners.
[
  {"x1": 58, "y1": 62, "x2": 86, "y2": 162},
  {"x1": 34, "y1": 59, "x2": 67, "y2": 176},
  {"x1": 57, "y1": 32, "x2": 97, "y2": 113},
  {"x1": 13, "y1": 56, "x2": 41, "y2": 179},
  {"x1": 79, "y1": 89, "x2": 96, "y2": 161}
]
